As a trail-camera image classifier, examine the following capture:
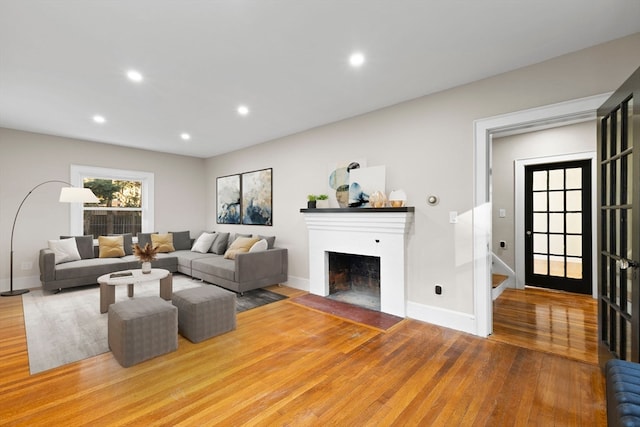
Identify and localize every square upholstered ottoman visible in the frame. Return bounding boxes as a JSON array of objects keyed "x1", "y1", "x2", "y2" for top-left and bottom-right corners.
[
  {"x1": 108, "y1": 296, "x2": 178, "y2": 367},
  {"x1": 172, "y1": 285, "x2": 237, "y2": 343}
]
